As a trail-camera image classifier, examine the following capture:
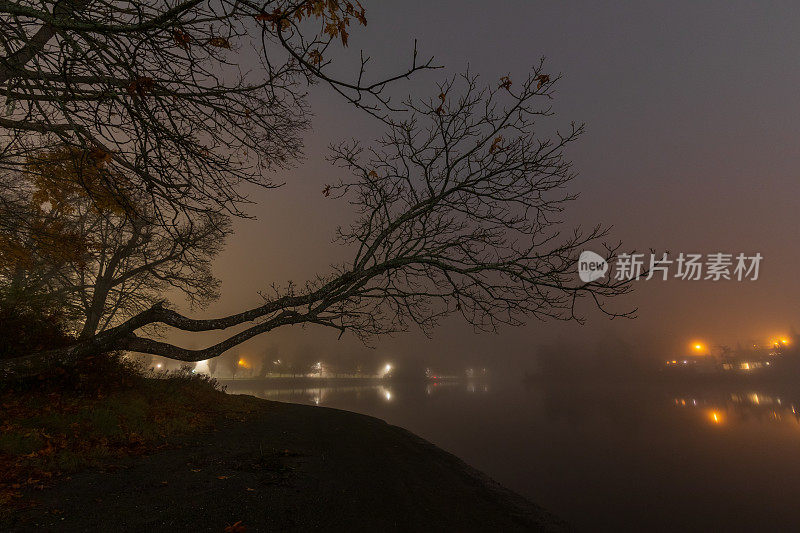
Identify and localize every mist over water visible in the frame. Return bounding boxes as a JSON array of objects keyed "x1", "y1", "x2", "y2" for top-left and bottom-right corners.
[
  {"x1": 147, "y1": 3, "x2": 800, "y2": 528},
  {"x1": 225, "y1": 374, "x2": 800, "y2": 531}
]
